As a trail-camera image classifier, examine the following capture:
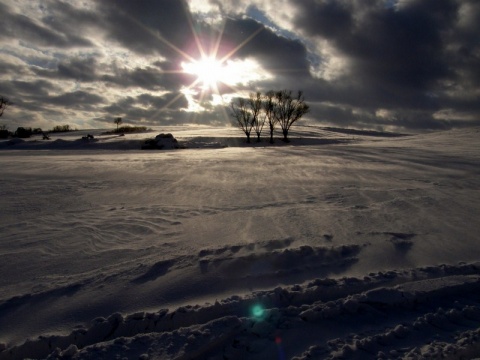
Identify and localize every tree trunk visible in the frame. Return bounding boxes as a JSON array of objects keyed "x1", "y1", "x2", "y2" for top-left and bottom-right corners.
[
  {"x1": 269, "y1": 126, "x2": 274, "y2": 144},
  {"x1": 246, "y1": 133, "x2": 251, "y2": 143},
  {"x1": 282, "y1": 129, "x2": 289, "y2": 142}
]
